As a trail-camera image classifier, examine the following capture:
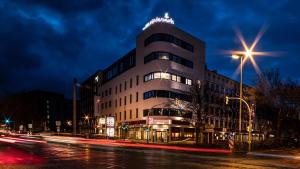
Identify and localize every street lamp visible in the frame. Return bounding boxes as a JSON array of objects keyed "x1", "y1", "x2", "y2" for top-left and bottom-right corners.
[{"x1": 231, "y1": 54, "x2": 246, "y2": 142}]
